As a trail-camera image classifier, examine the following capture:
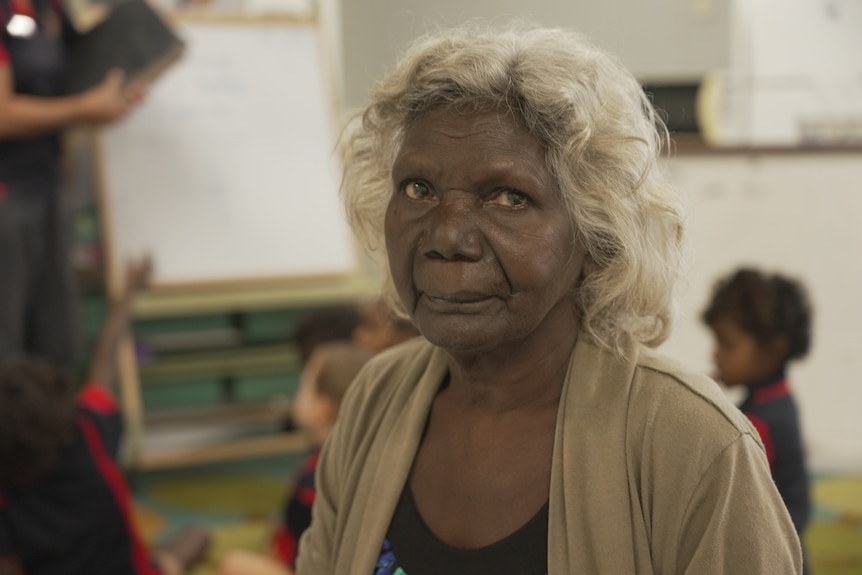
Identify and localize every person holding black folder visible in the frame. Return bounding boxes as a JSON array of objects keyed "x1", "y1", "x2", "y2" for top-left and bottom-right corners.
[{"x1": 0, "y1": 0, "x2": 144, "y2": 374}]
